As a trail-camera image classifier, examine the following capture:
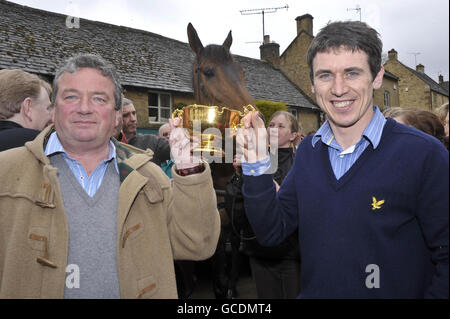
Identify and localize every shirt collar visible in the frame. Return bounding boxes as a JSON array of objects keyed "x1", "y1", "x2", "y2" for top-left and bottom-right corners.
[
  {"x1": 44, "y1": 131, "x2": 119, "y2": 173},
  {"x1": 312, "y1": 106, "x2": 386, "y2": 149}
]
